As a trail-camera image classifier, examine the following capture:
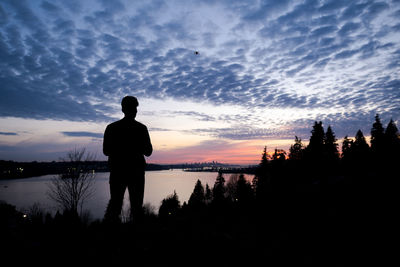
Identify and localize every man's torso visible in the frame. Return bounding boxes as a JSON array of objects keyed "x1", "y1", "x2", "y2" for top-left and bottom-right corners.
[{"x1": 104, "y1": 118, "x2": 148, "y2": 171}]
